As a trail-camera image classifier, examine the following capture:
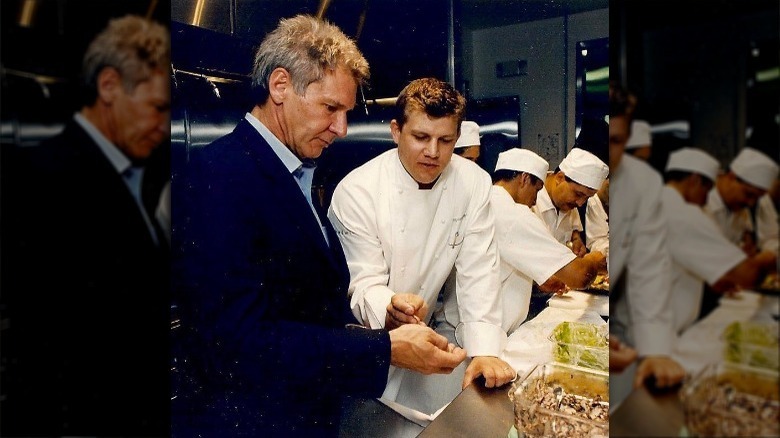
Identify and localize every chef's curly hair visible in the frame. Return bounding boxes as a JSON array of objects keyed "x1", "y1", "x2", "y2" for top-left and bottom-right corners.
[
  {"x1": 81, "y1": 15, "x2": 169, "y2": 105},
  {"x1": 251, "y1": 14, "x2": 369, "y2": 104},
  {"x1": 394, "y1": 77, "x2": 466, "y2": 130}
]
